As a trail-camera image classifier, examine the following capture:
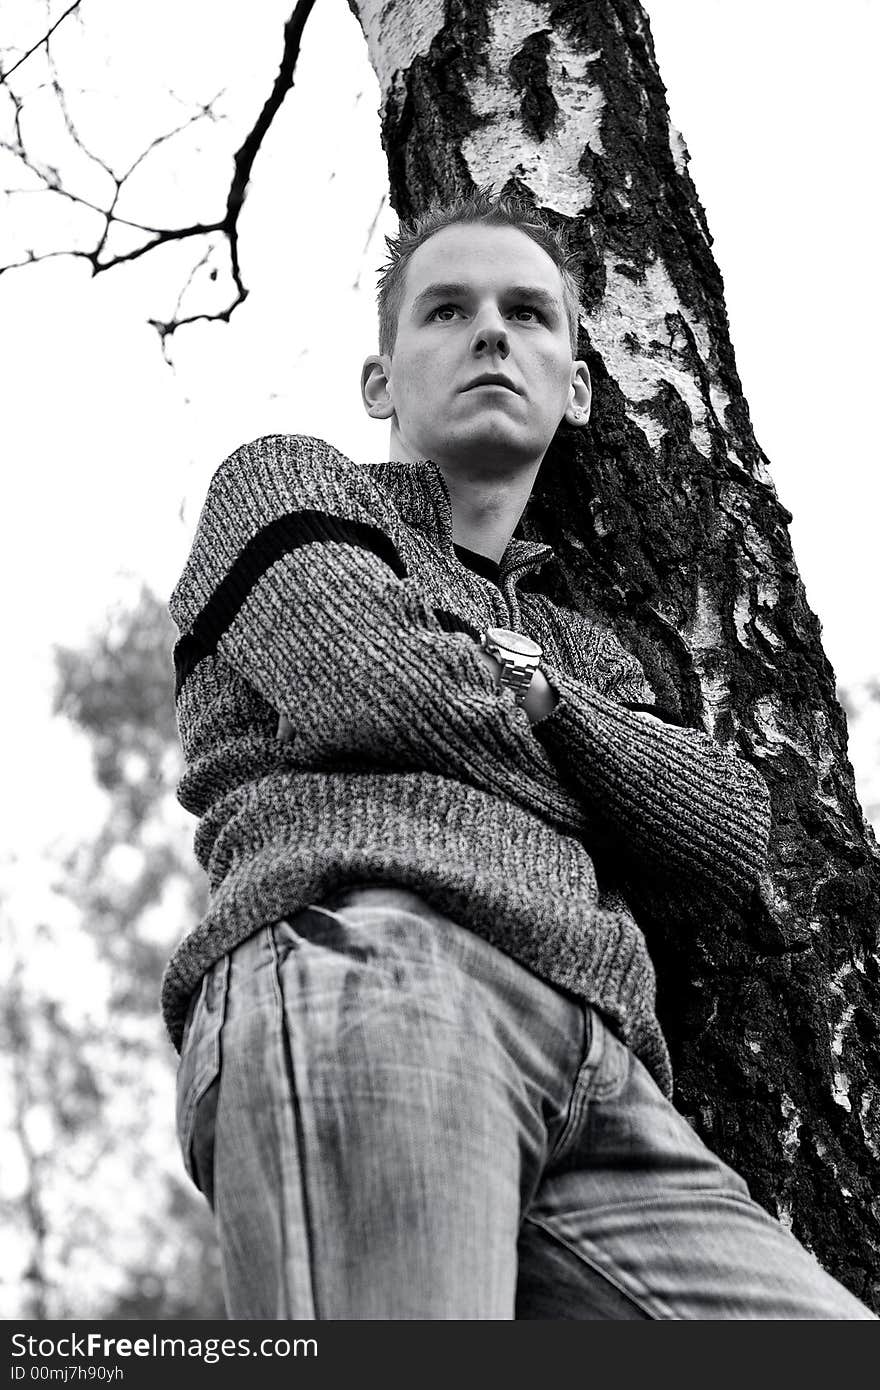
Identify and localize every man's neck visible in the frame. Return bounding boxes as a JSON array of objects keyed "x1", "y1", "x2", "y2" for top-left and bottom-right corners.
[
  {"x1": 439, "y1": 464, "x2": 537, "y2": 563},
  {"x1": 392, "y1": 449, "x2": 540, "y2": 563}
]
